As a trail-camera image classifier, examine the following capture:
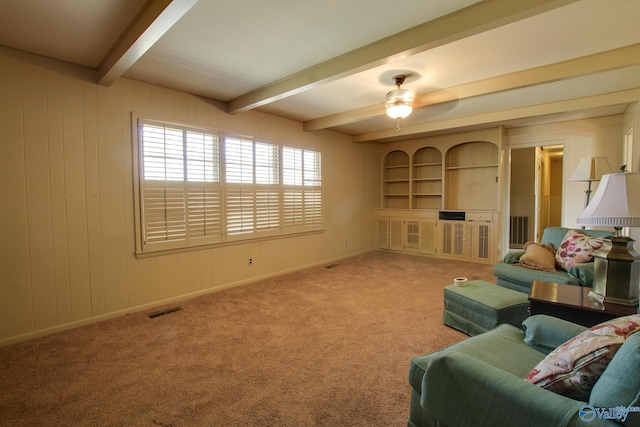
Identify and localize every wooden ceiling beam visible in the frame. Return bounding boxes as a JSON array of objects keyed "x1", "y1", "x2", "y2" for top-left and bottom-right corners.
[
  {"x1": 351, "y1": 89, "x2": 640, "y2": 143},
  {"x1": 227, "y1": 0, "x2": 579, "y2": 114},
  {"x1": 304, "y1": 43, "x2": 640, "y2": 131},
  {"x1": 97, "y1": 0, "x2": 198, "y2": 86}
]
